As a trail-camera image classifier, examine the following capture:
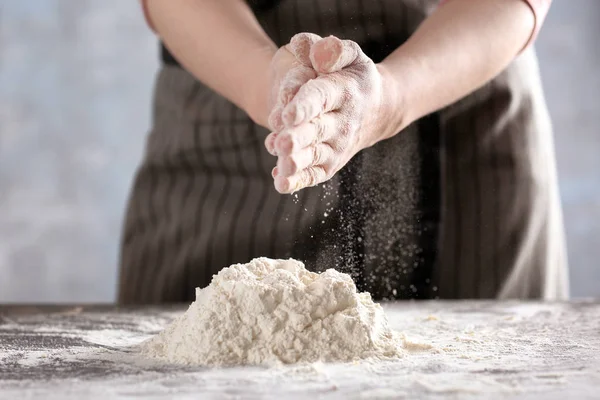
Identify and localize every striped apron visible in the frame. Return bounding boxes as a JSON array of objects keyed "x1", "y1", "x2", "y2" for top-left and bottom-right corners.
[{"x1": 118, "y1": 0, "x2": 569, "y2": 303}]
